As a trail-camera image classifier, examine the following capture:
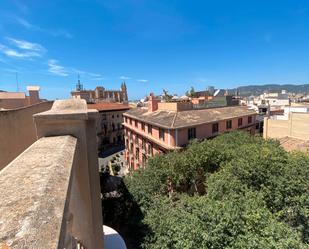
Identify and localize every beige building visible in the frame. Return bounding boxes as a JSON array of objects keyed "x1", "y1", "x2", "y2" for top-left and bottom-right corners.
[
  {"x1": 71, "y1": 81, "x2": 128, "y2": 103},
  {"x1": 0, "y1": 86, "x2": 42, "y2": 109},
  {"x1": 88, "y1": 102, "x2": 130, "y2": 150},
  {"x1": 263, "y1": 110, "x2": 309, "y2": 151}
]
